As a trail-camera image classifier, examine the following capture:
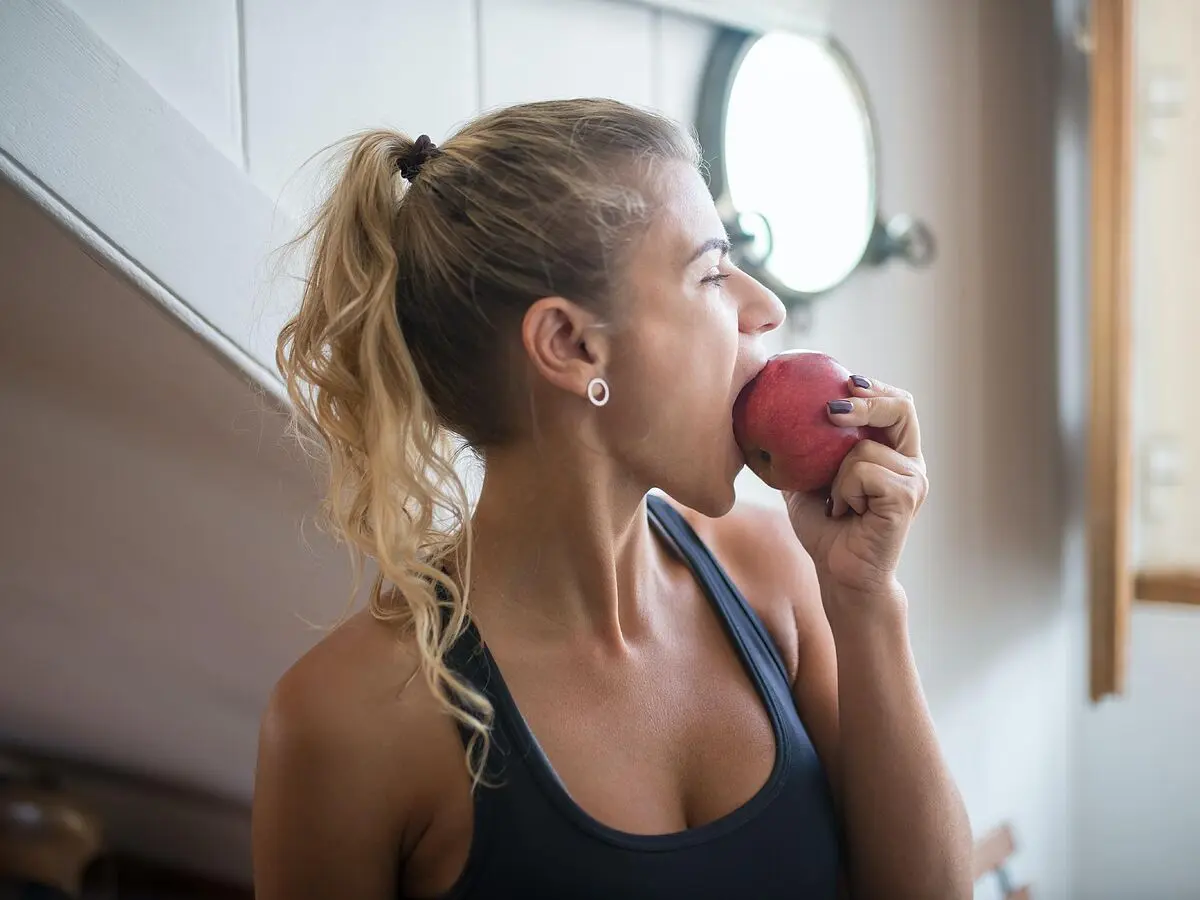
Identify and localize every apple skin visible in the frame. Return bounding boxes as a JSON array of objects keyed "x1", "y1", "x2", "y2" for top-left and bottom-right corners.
[{"x1": 733, "y1": 350, "x2": 869, "y2": 492}]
